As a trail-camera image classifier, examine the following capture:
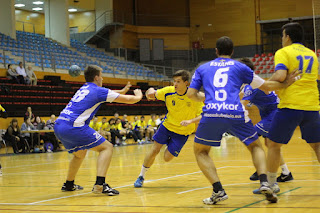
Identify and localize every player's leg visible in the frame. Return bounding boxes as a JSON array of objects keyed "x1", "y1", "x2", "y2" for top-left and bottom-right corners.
[
  {"x1": 91, "y1": 140, "x2": 119, "y2": 196},
  {"x1": 193, "y1": 120, "x2": 228, "y2": 205},
  {"x1": 62, "y1": 149, "x2": 87, "y2": 191},
  {"x1": 134, "y1": 124, "x2": 169, "y2": 187},
  {"x1": 230, "y1": 120, "x2": 277, "y2": 203}
]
